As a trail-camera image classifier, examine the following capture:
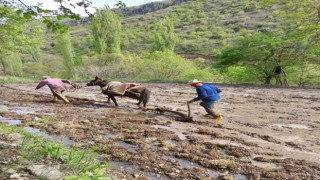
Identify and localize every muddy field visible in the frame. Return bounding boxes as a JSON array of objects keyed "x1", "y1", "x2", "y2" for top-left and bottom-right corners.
[{"x1": 0, "y1": 82, "x2": 320, "y2": 179}]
